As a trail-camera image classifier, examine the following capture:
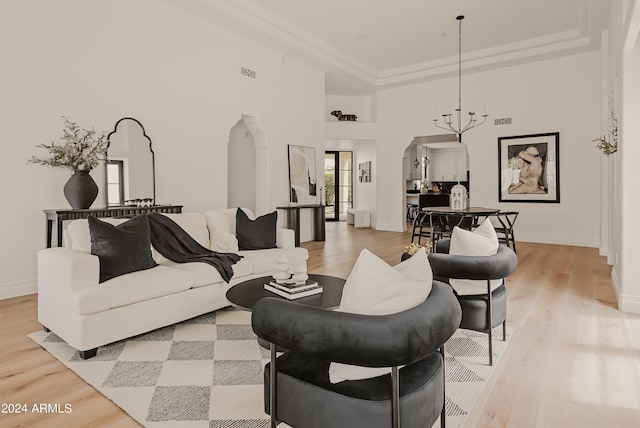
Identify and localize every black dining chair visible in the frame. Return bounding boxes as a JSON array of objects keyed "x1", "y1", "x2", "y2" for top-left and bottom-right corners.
[
  {"x1": 429, "y1": 240, "x2": 518, "y2": 365},
  {"x1": 493, "y1": 212, "x2": 519, "y2": 253},
  {"x1": 429, "y1": 213, "x2": 473, "y2": 247}
]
